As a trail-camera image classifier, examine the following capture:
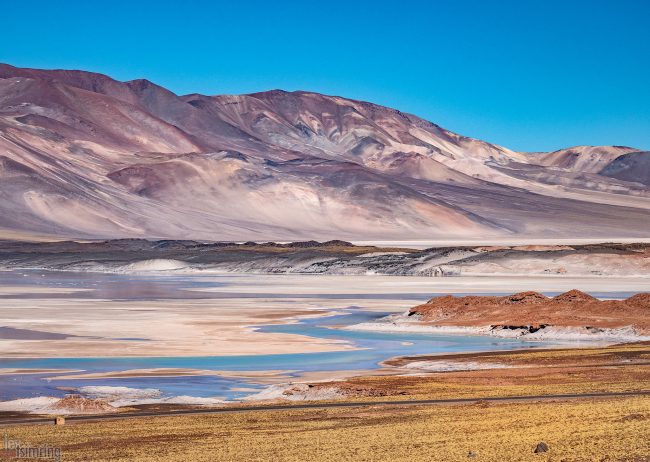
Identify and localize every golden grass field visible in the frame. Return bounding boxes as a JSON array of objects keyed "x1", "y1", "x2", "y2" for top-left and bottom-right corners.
[
  {"x1": 2, "y1": 343, "x2": 649, "y2": 461},
  {"x1": 2, "y1": 396, "x2": 649, "y2": 461},
  {"x1": 355, "y1": 342, "x2": 650, "y2": 400}
]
